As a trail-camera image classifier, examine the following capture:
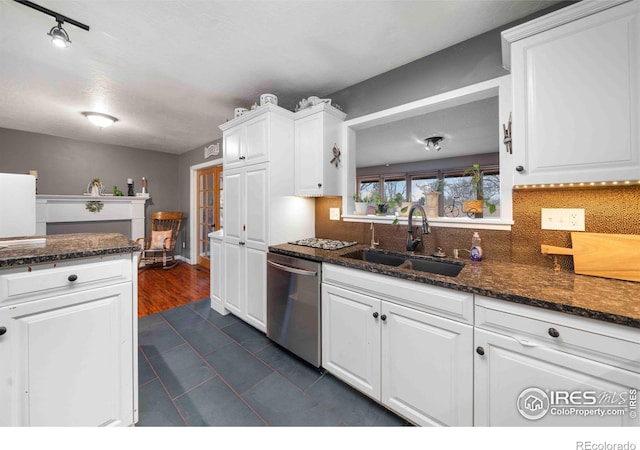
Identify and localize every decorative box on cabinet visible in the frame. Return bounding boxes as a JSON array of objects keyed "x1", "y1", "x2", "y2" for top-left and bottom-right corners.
[
  {"x1": 503, "y1": 0, "x2": 640, "y2": 185},
  {"x1": 474, "y1": 295, "x2": 640, "y2": 427},
  {"x1": 218, "y1": 105, "x2": 315, "y2": 330},
  {"x1": 0, "y1": 255, "x2": 137, "y2": 426},
  {"x1": 294, "y1": 103, "x2": 346, "y2": 196},
  {"x1": 321, "y1": 263, "x2": 473, "y2": 426}
]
